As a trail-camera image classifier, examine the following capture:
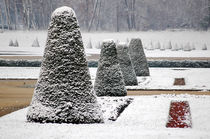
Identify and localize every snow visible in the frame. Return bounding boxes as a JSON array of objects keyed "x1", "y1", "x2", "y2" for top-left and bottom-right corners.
[
  {"x1": 0, "y1": 31, "x2": 210, "y2": 57},
  {"x1": 0, "y1": 67, "x2": 209, "y2": 91},
  {"x1": 0, "y1": 95, "x2": 210, "y2": 139},
  {"x1": 51, "y1": 6, "x2": 76, "y2": 19}
]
